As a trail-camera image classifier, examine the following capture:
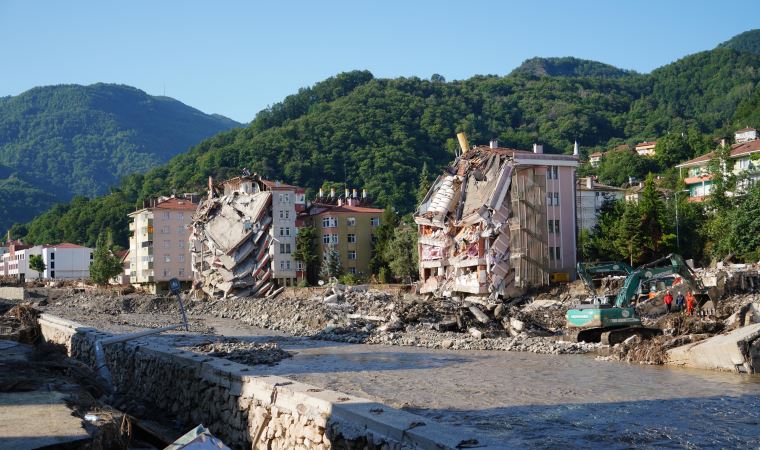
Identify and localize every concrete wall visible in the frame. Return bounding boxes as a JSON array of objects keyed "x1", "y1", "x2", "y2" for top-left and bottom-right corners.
[
  {"x1": 38, "y1": 314, "x2": 488, "y2": 450},
  {"x1": 0, "y1": 286, "x2": 25, "y2": 300}
]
